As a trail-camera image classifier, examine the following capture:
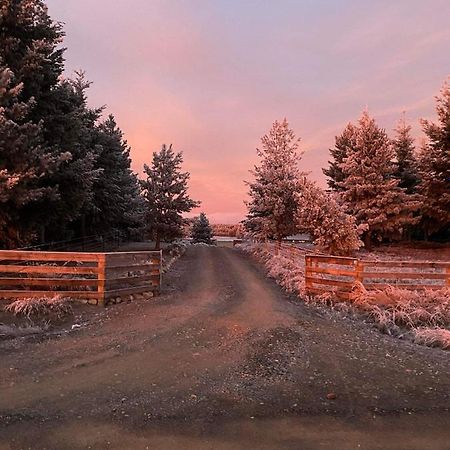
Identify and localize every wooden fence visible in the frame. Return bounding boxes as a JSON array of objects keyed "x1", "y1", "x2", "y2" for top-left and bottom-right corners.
[
  {"x1": 305, "y1": 254, "x2": 450, "y2": 298},
  {"x1": 0, "y1": 250, "x2": 162, "y2": 306}
]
